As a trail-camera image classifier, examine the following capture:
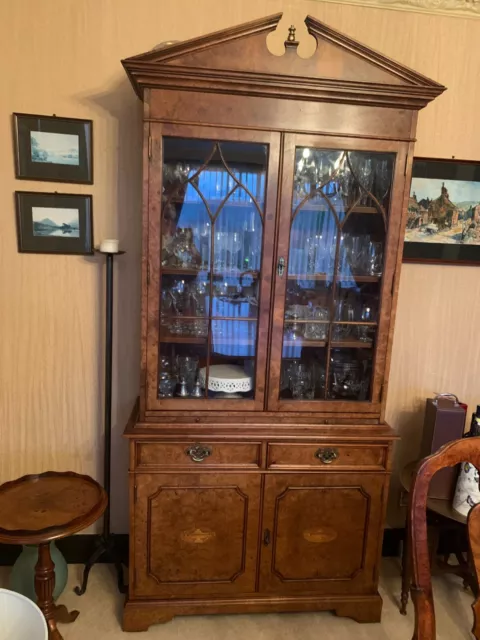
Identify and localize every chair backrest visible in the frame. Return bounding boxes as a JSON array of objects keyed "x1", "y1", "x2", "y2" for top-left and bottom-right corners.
[
  {"x1": 409, "y1": 436, "x2": 480, "y2": 640},
  {"x1": 0, "y1": 588, "x2": 47, "y2": 640}
]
